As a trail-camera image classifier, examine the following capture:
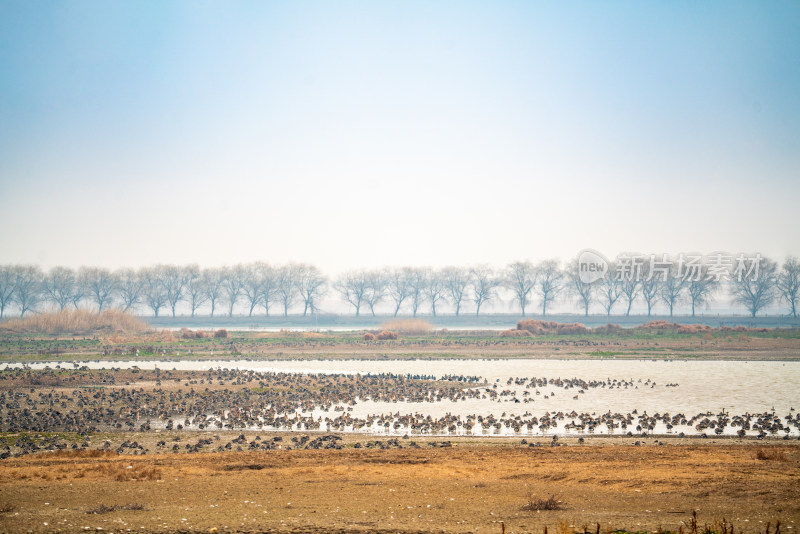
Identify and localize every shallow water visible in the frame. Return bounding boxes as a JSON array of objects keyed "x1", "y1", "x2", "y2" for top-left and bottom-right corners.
[{"x1": 6, "y1": 359, "x2": 798, "y2": 437}]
